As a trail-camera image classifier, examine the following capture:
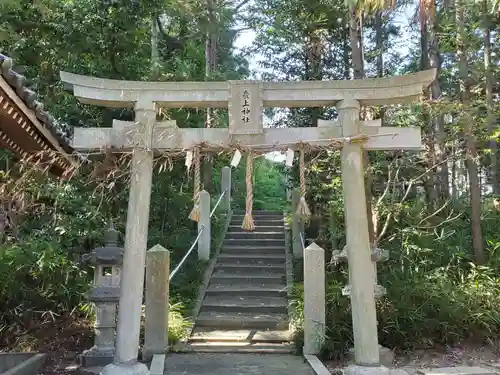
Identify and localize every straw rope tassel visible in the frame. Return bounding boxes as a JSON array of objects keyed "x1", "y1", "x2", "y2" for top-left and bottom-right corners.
[
  {"x1": 296, "y1": 148, "x2": 311, "y2": 220},
  {"x1": 189, "y1": 148, "x2": 201, "y2": 222},
  {"x1": 242, "y1": 152, "x2": 255, "y2": 231}
]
